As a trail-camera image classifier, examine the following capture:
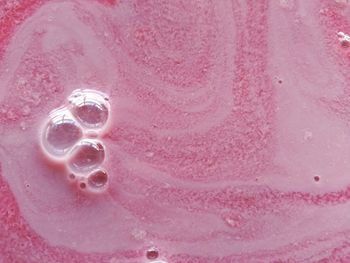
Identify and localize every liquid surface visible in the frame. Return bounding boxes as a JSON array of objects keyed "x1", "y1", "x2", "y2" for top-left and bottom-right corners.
[{"x1": 1, "y1": 0, "x2": 350, "y2": 263}]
